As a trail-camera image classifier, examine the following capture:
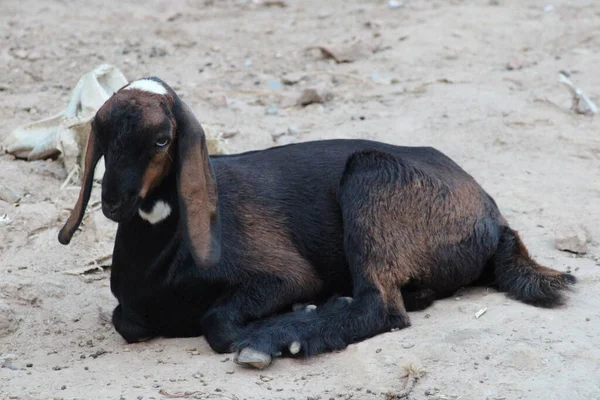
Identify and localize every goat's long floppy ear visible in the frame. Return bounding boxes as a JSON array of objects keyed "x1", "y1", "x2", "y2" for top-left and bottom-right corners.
[
  {"x1": 172, "y1": 96, "x2": 221, "y2": 268},
  {"x1": 58, "y1": 123, "x2": 102, "y2": 245}
]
